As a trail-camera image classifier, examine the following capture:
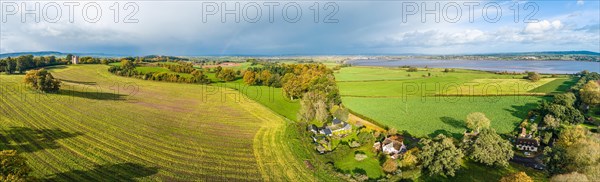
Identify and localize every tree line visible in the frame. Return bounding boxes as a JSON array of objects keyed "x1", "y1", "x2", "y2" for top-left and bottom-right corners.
[
  {"x1": 242, "y1": 63, "x2": 341, "y2": 124},
  {"x1": 109, "y1": 60, "x2": 211, "y2": 84},
  {"x1": 538, "y1": 71, "x2": 600, "y2": 181},
  {"x1": 0, "y1": 55, "x2": 65, "y2": 74},
  {"x1": 214, "y1": 66, "x2": 239, "y2": 82},
  {"x1": 157, "y1": 62, "x2": 196, "y2": 73}
]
